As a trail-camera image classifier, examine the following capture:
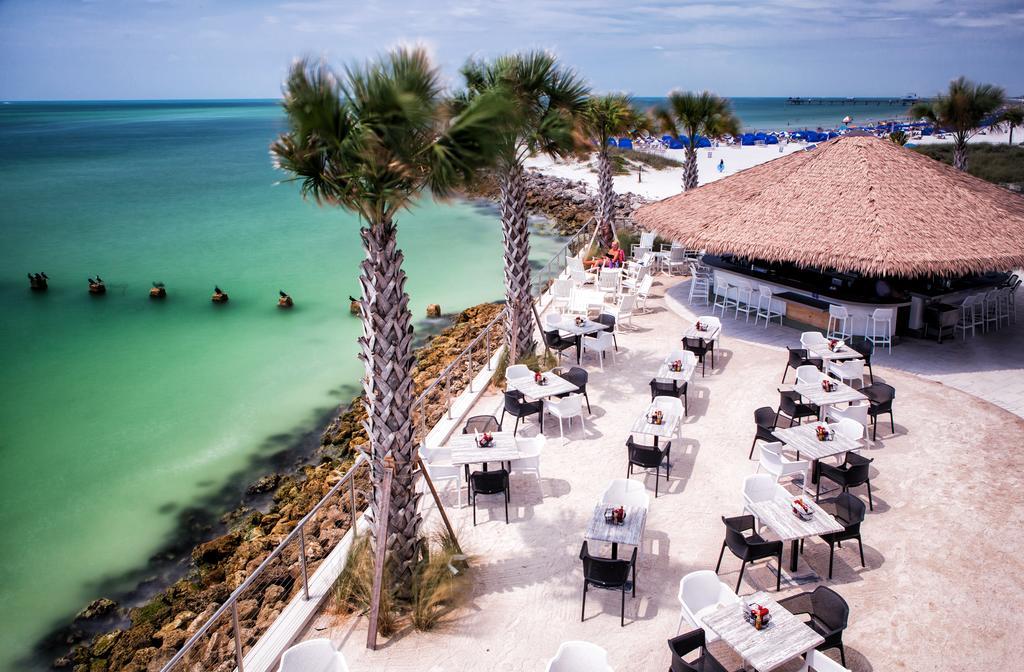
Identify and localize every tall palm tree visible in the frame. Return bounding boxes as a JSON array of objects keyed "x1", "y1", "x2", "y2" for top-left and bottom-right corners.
[
  {"x1": 999, "y1": 106, "x2": 1023, "y2": 145},
  {"x1": 654, "y1": 91, "x2": 740, "y2": 191},
  {"x1": 580, "y1": 94, "x2": 642, "y2": 246},
  {"x1": 460, "y1": 52, "x2": 589, "y2": 361},
  {"x1": 270, "y1": 49, "x2": 505, "y2": 585},
  {"x1": 911, "y1": 77, "x2": 1006, "y2": 171}
]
